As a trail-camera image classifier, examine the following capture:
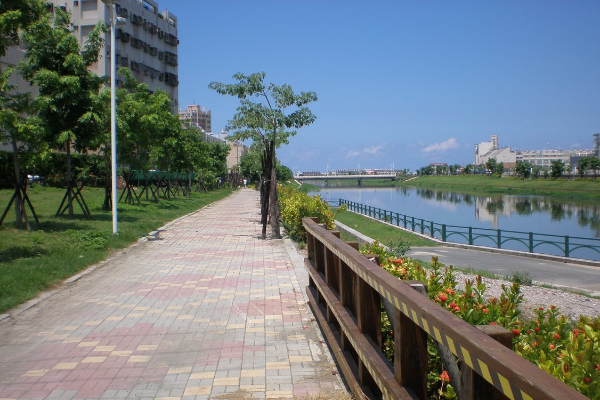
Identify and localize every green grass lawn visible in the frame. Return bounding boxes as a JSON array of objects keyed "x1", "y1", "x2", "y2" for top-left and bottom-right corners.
[
  {"x1": 398, "y1": 175, "x2": 600, "y2": 200},
  {"x1": 0, "y1": 185, "x2": 232, "y2": 313},
  {"x1": 335, "y1": 210, "x2": 436, "y2": 248}
]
